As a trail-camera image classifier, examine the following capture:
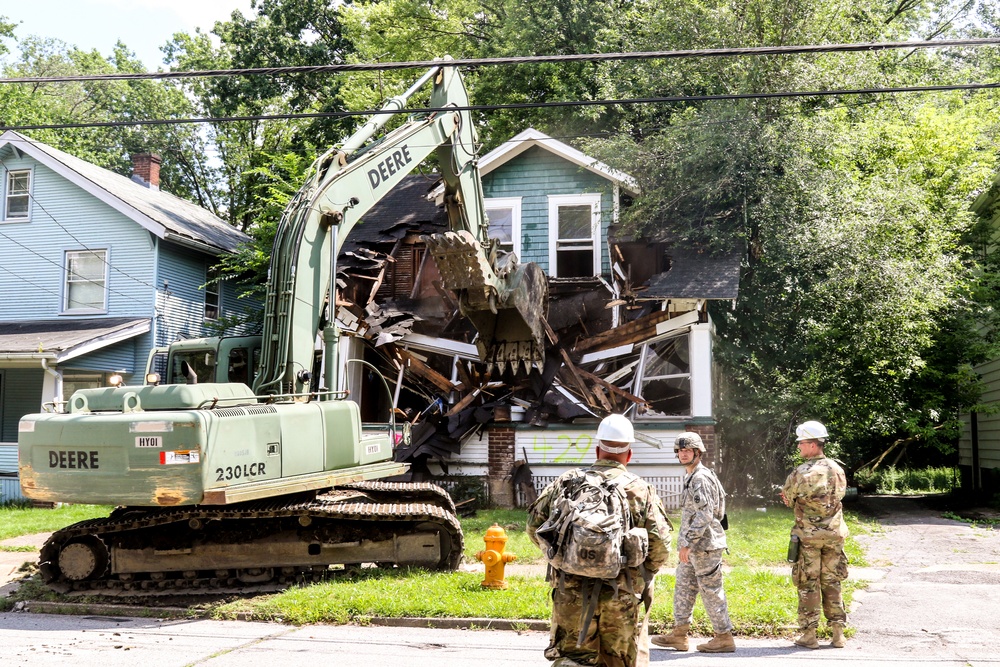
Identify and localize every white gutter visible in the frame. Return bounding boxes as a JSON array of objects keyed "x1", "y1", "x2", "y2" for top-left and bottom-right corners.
[{"x1": 41, "y1": 358, "x2": 63, "y2": 407}]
